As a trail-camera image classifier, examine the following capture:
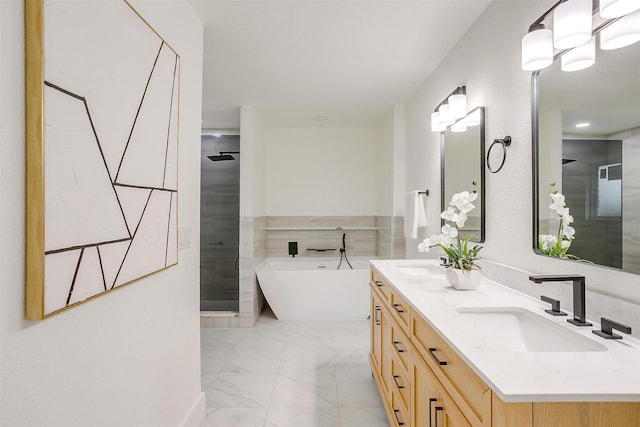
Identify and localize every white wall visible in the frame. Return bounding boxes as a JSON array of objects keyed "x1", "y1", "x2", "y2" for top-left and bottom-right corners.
[
  {"x1": 0, "y1": 1, "x2": 205, "y2": 426},
  {"x1": 264, "y1": 127, "x2": 378, "y2": 216},
  {"x1": 240, "y1": 105, "x2": 266, "y2": 217},
  {"x1": 377, "y1": 112, "x2": 394, "y2": 216},
  {"x1": 404, "y1": 1, "x2": 640, "y2": 311}
]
